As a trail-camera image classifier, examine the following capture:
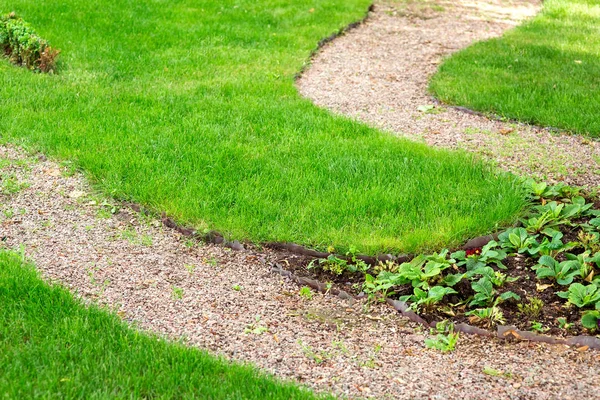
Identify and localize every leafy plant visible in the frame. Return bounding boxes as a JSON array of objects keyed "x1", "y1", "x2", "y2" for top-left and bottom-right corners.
[
  {"x1": 521, "y1": 207, "x2": 561, "y2": 234},
  {"x1": 308, "y1": 250, "x2": 369, "y2": 276},
  {"x1": 577, "y1": 231, "x2": 600, "y2": 254},
  {"x1": 527, "y1": 229, "x2": 577, "y2": 258},
  {"x1": 299, "y1": 286, "x2": 313, "y2": 300},
  {"x1": 469, "y1": 278, "x2": 494, "y2": 307},
  {"x1": 557, "y1": 283, "x2": 600, "y2": 309},
  {"x1": 517, "y1": 297, "x2": 544, "y2": 318},
  {"x1": 564, "y1": 251, "x2": 594, "y2": 280},
  {"x1": 469, "y1": 277, "x2": 519, "y2": 307},
  {"x1": 581, "y1": 311, "x2": 600, "y2": 331},
  {"x1": 400, "y1": 286, "x2": 457, "y2": 312},
  {"x1": 308, "y1": 255, "x2": 348, "y2": 276},
  {"x1": 528, "y1": 181, "x2": 558, "y2": 200},
  {"x1": 424, "y1": 321, "x2": 459, "y2": 352},
  {"x1": 498, "y1": 227, "x2": 537, "y2": 254},
  {"x1": 362, "y1": 252, "x2": 456, "y2": 300},
  {"x1": 560, "y1": 196, "x2": 596, "y2": 219},
  {"x1": 534, "y1": 255, "x2": 579, "y2": 285},
  {"x1": 345, "y1": 246, "x2": 370, "y2": 274},
  {"x1": 465, "y1": 306, "x2": 505, "y2": 328},
  {"x1": 557, "y1": 317, "x2": 573, "y2": 330},
  {"x1": 530, "y1": 321, "x2": 549, "y2": 333},
  {"x1": 362, "y1": 272, "x2": 397, "y2": 301}
]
